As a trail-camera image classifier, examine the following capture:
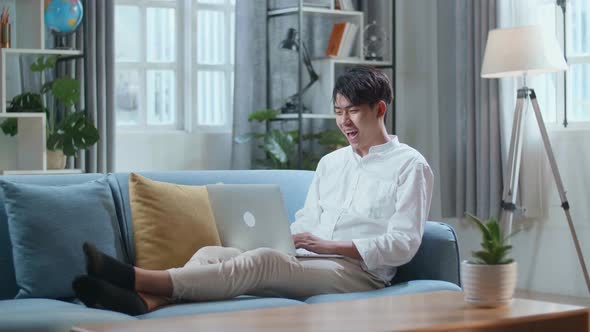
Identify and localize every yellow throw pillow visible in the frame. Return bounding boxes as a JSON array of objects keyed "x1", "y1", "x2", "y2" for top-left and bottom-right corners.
[{"x1": 129, "y1": 173, "x2": 221, "y2": 270}]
